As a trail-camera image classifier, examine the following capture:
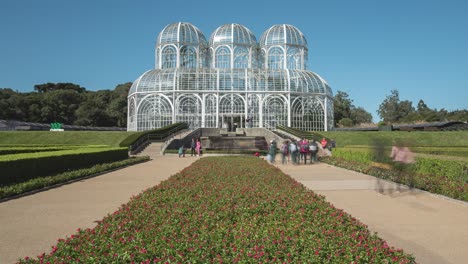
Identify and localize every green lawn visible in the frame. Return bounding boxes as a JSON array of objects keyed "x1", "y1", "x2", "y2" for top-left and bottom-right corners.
[
  {"x1": 0, "y1": 131, "x2": 137, "y2": 146},
  {"x1": 320, "y1": 131, "x2": 468, "y2": 147}
]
